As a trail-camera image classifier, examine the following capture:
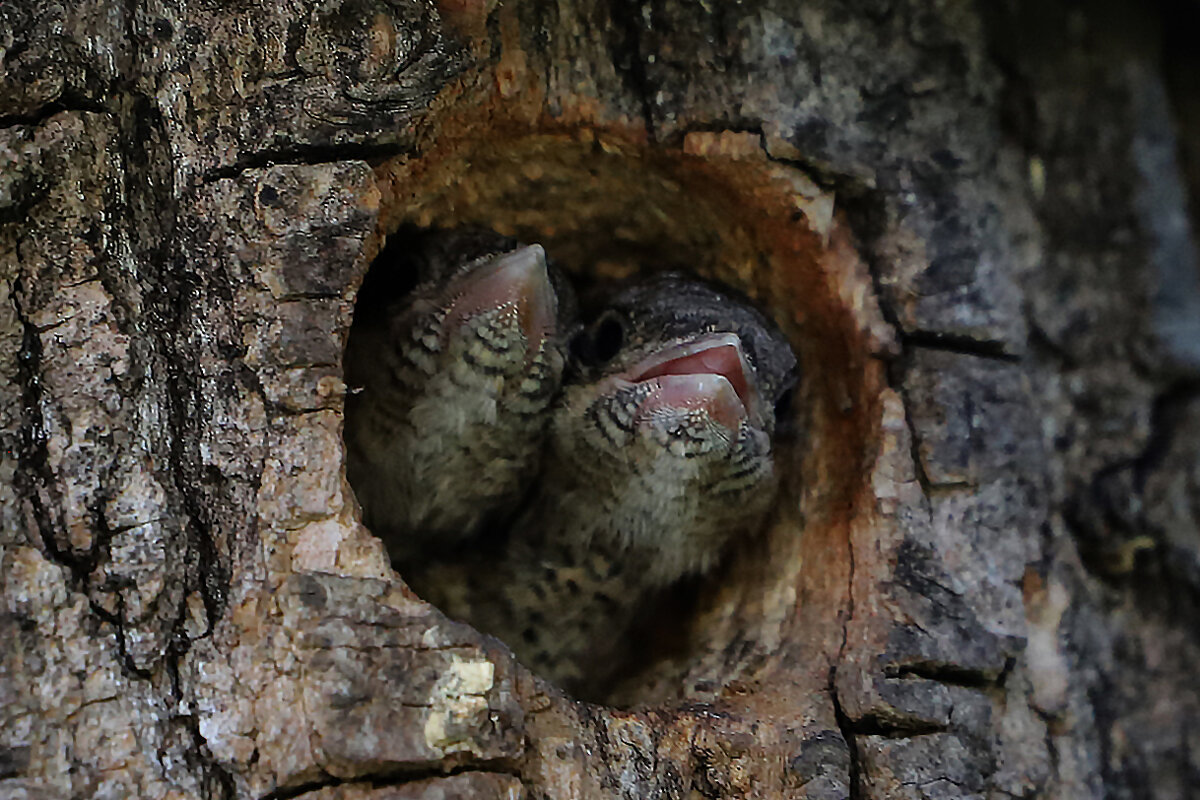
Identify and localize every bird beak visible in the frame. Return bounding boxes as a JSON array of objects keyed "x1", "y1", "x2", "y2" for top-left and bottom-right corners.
[
  {"x1": 443, "y1": 244, "x2": 558, "y2": 347},
  {"x1": 619, "y1": 333, "x2": 763, "y2": 431}
]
